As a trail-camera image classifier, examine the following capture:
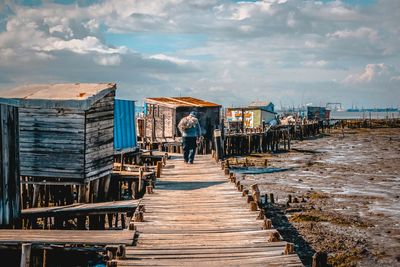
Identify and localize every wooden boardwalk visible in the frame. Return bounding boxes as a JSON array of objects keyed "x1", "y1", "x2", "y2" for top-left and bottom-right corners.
[{"x1": 118, "y1": 155, "x2": 303, "y2": 266}]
